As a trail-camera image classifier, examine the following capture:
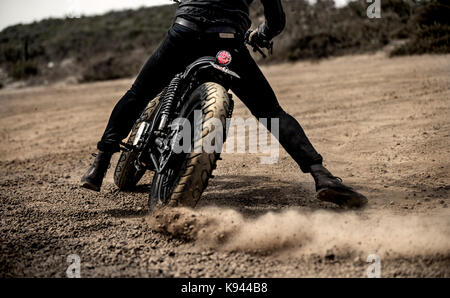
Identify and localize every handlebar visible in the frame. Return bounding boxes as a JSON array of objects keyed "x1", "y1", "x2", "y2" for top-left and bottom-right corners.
[{"x1": 244, "y1": 30, "x2": 273, "y2": 59}]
